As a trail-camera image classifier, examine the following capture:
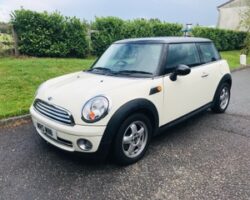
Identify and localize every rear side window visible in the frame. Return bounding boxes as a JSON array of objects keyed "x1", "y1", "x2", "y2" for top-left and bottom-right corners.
[
  {"x1": 199, "y1": 43, "x2": 220, "y2": 64},
  {"x1": 165, "y1": 43, "x2": 200, "y2": 74}
]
